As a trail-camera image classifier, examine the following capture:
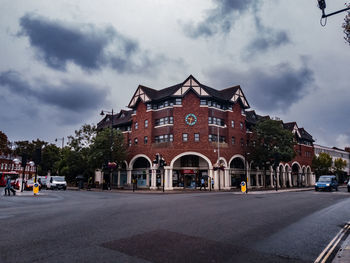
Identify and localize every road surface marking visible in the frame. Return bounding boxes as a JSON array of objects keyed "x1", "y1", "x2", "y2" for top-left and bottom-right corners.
[{"x1": 314, "y1": 222, "x2": 350, "y2": 263}]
